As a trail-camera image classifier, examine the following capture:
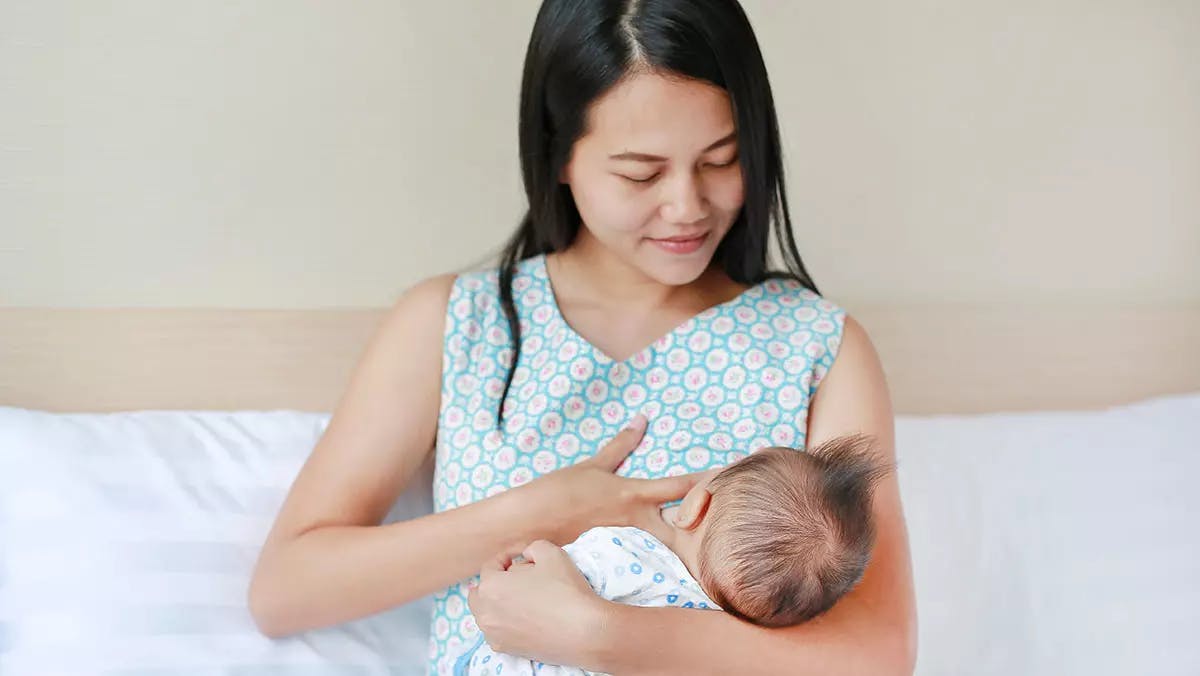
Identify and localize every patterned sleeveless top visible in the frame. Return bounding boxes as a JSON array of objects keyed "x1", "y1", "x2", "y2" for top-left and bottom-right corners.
[{"x1": 427, "y1": 254, "x2": 845, "y2": 674}]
